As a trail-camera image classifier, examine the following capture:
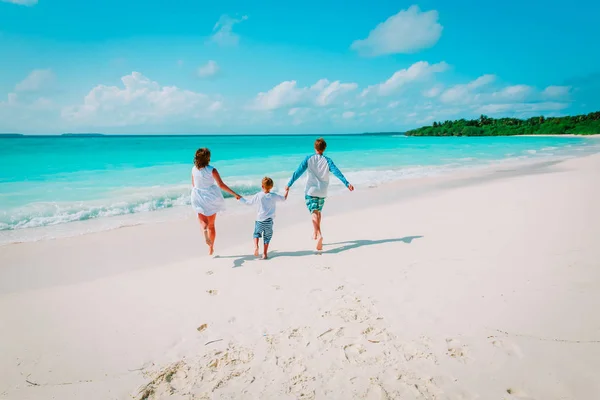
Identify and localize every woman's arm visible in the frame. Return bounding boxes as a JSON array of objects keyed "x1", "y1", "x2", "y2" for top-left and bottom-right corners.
[
  {"x1": 191, "y1": 174, "x2": 194, "y2": 187},
  {"x1": 212, "y1": 168, "x2": 241, "y2": 199}
]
